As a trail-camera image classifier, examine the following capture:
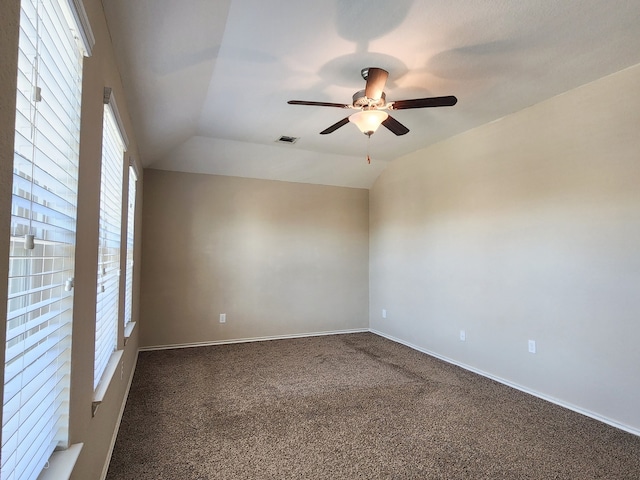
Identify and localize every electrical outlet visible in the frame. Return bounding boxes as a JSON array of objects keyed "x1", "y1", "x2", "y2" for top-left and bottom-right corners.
[
  {"x1": 460, "y1": 330, "x2": 466, "y2": 341},
  {"x1": 528, "y1": 339, "x2": 536, "y2": 354},
  {"x1": 219, "y1": 313, "x2": 226, "y2": 324},
  {"x1": 382, "y1": 309, "x2": 387, "y2": 319}
]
